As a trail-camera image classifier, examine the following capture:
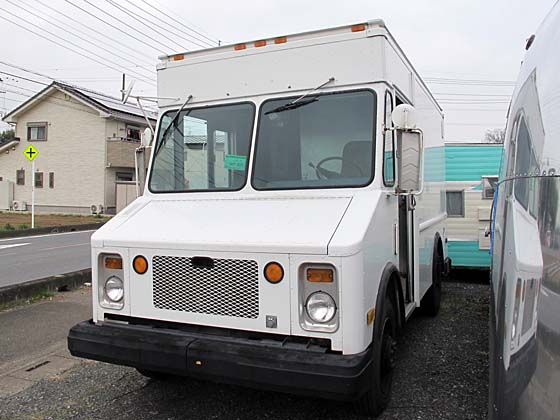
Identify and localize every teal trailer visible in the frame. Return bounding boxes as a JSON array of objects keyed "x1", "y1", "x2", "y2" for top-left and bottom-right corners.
[{"x1": 445, "y1": 143, "x2": 503, "y2": 268}]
